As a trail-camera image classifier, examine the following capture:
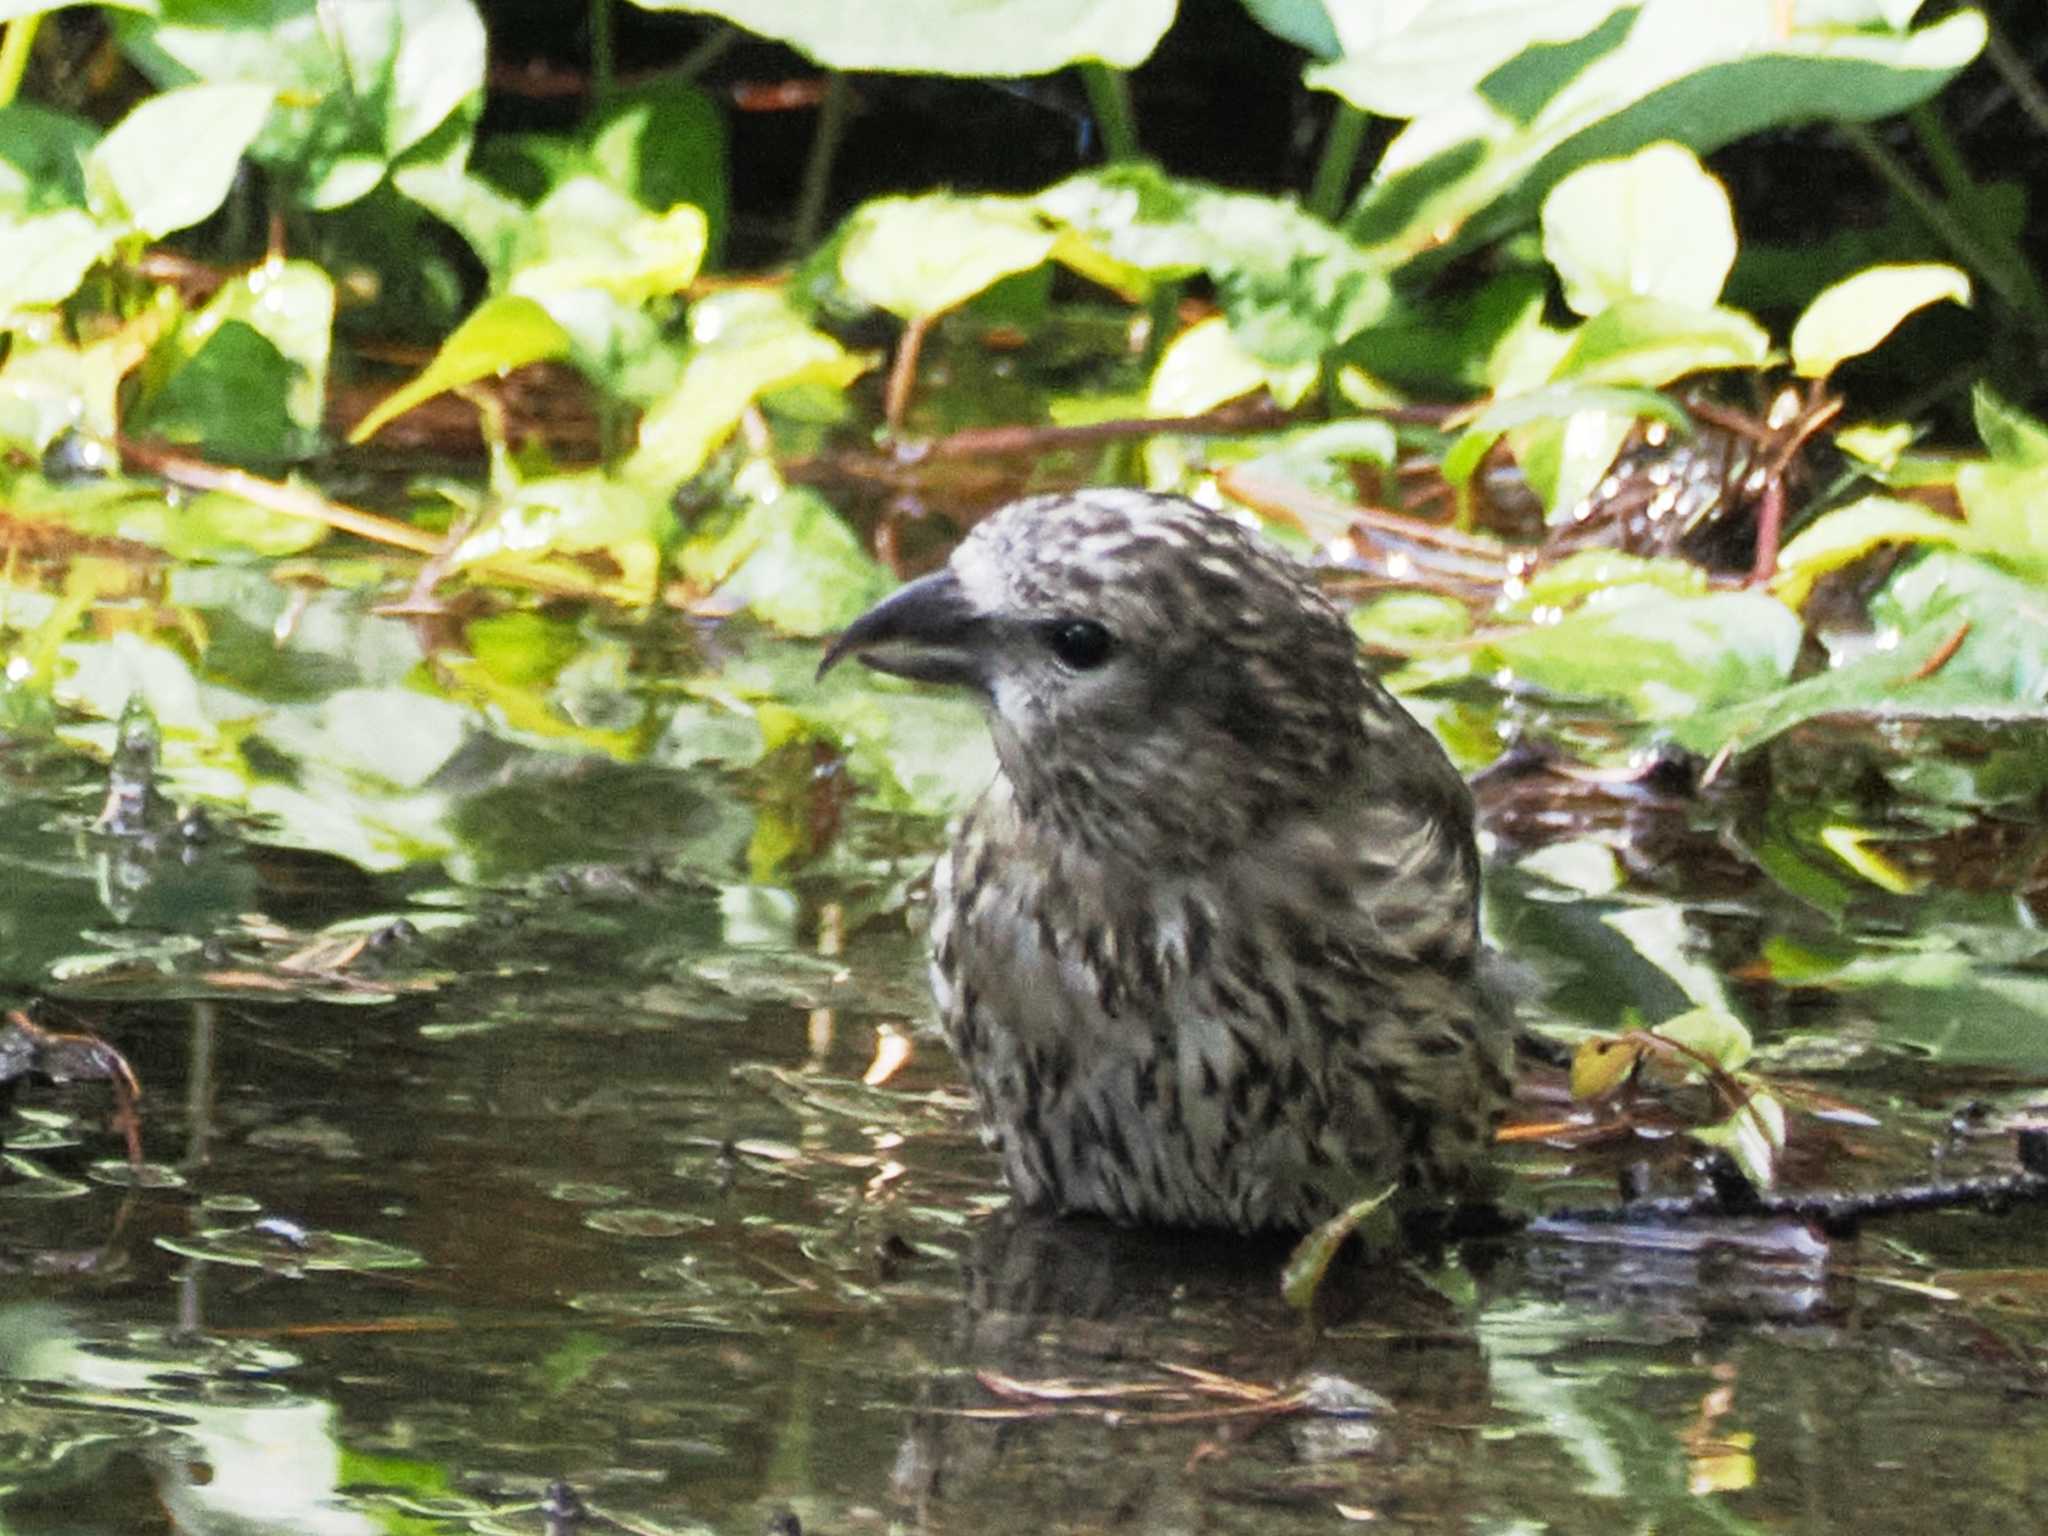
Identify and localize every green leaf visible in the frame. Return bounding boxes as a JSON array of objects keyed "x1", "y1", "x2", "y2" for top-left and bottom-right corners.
[
  {"x1": 1476, "y1": 586, "x2": 1801, "y2": 721},
  {"x1": 628, "y1": 0, "x2": 1175, "y2": 75},
  {"x1": 160, "y1": 259, "x2": 336, "y2": 438},
  {"x1": 0, "y1": 101, "x2": 97, "y2": 212},
  {"x1": 1770, "y1": 494, "x2": 1967, "y2": 608},
  {"x1": 449, "y1": 470, "x2": 673, "y2": 606},
  {"x1": 1955, "y1": 458, "x2": 2048, "y2": 582},
  {"x1": 628, "y1": 290, "x2": 867, "y2": 491},
  {"x1": 1238, "y1": 0, "x2": 1340, "y2": 58},
  {"x1": 1307, "y1": 0, "x2": 1623, "y2": 120},
  {"x1": 0, "y1": 210, "x2": 114, "y2": 315},
  {"x1": 588, "y1": 78, "x2": 729, "y2": 262},
  {"x1": 678, "y1": 487, "x2": 892, "y2": 637},
  {"x1": 1678, "y1": 552, "x2": 2048, "y2": 756},
  {"x1": 1039, "y1": 165, "x2": 1391, "y2": 364},
  {"x1": 0, "y1": 470, "x2": 325, "y2": 559},
  {"x1": 399, "y1": 165, "x2": 707, "y2": 304},
  {"x1": 1541, "y1": 141, "x2": 1736, "y2": 316},
  {"x1": 350, "y1": 294, "x2": 573, "y2": 445},
  {"x1": 0, "y1": 326, "x2": 136, "y2": 451},
  {"x1": 1690, "y1": 1085, "x2": 1785, "y2": 1189},
  {"x1": 838, "y1": 194, "x2": 1057, "y2": 322},
  {"x1": 1550, "y1": 298, "x2": 1771, "y2": 386},
  {"x1": 129, "y1": 321, "x2": 301, "y2": 463},
  {"x1": 508, "y1": 178, "x2": 708, "y2": 304},
  {"x1": 1282, "y1": 1183, "x2": 1399, "y2": 1312},
  {"x1": 118, "y1": 0, "x2": 486, "y2": 210},
  {"x1": 1146, "y1": 315, "x2": 1270, "y2": 416},
  {"x1": 1441, "y1": 383, "x2": 1687, "y2": 489},
  {"x1": 86, "y1": 82, "x2": 274, "y2": 238},
  {"x1": 1348, "y1": 5, "x2": 1984, "y2": 266},
  {"x1": 1789, "y1": 262, "x2": 1970, "y2": 378},
  {"x1": 1973, "y1": 384, "x2": 2048, "y2": 469}
]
